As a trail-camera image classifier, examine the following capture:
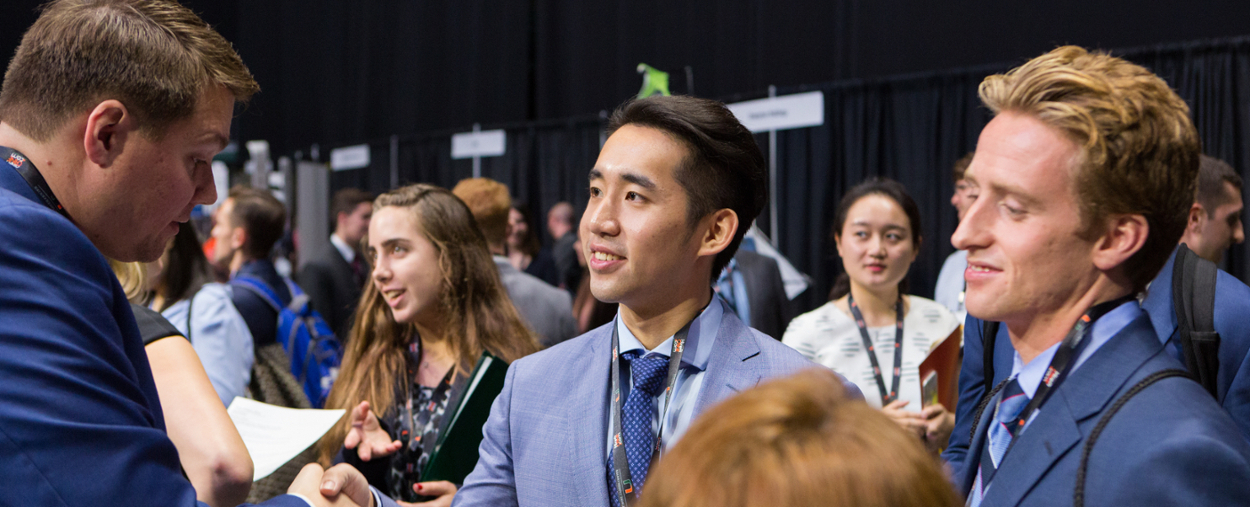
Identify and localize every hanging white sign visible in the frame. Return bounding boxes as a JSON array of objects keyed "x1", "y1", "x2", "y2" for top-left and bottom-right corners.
[
  {"x1": 452, "y1": 130, "x2": 507, "y2": 159},
  {"x1": 726, "y1": 91, "x2": 825, "y2": 133},
  {"x1": 330, "y1": 144, "x2": 371, "y2": 171}
]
